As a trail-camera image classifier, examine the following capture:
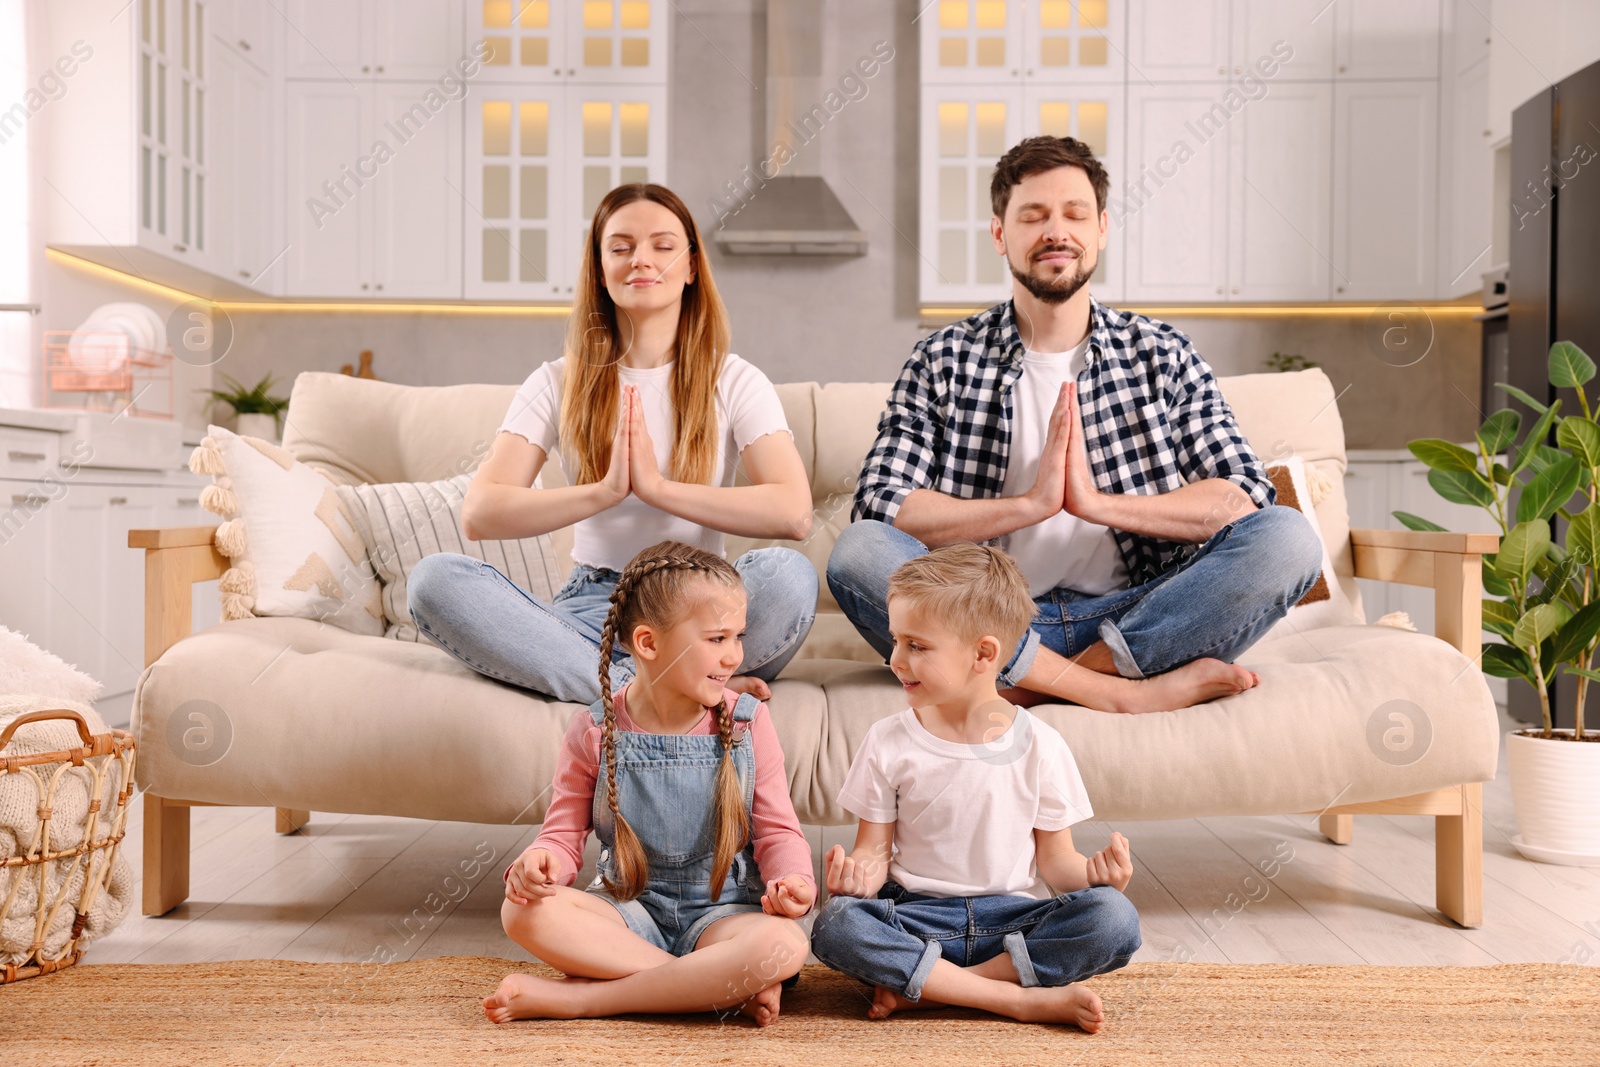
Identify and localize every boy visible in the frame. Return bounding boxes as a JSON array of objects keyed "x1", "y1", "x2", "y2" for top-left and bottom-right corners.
[{"x1": 810, "y1": 544, "x2": 1140, "y2": 1031}]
